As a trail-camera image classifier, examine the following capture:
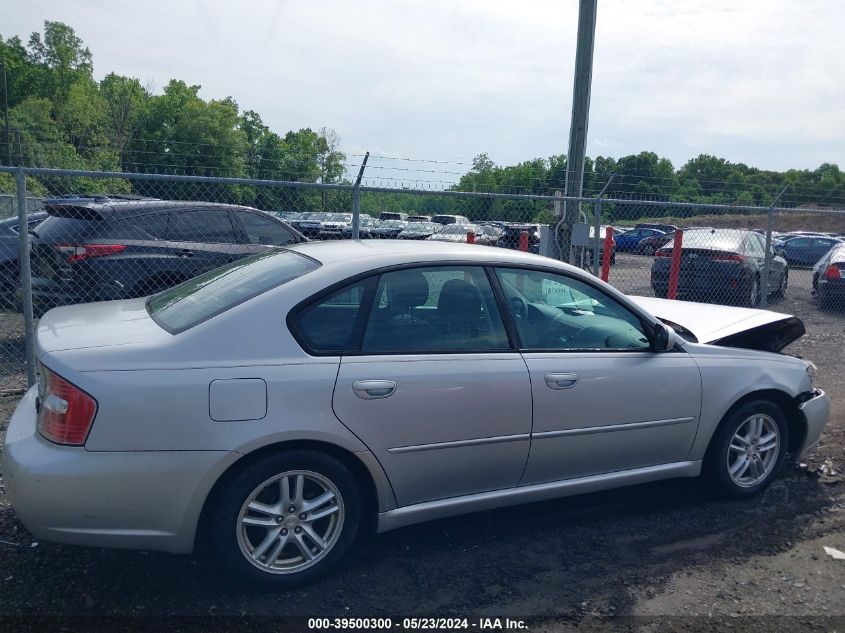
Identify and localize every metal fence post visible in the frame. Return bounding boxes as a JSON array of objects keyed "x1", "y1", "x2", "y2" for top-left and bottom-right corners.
[
  {"x1": 592, "y1": 198, "x2": 601, "y2": 277},
  {"x1": 351, "y1": 152, "x2": 369, "y2": 240},
  {"x1": 16, "y1": 166, "x2": 36, "y2": 387},
  {"x1": 761, "y1": 186, "x2": 788, "y2": 308},
  {"x1": 351, "y1": 188, "x2": 360, "y2": 240}
]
